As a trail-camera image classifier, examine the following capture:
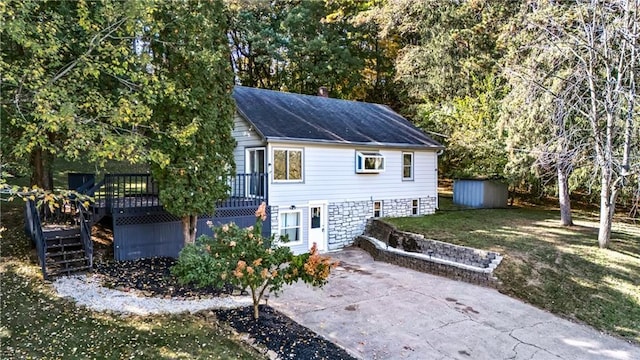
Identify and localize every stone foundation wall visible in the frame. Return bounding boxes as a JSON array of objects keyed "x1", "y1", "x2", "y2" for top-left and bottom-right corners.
[
  {"x1": 327, "y1": 197, "x2": 437, "y2": 250},
  {"x1": 328, "y1": 200, "x2": 370, "y2": 250}
]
